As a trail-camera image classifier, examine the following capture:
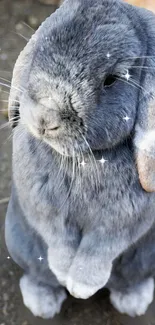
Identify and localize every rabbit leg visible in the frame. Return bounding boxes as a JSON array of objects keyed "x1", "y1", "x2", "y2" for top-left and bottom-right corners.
[
  {"x1": 5, "y1": 192, "x2": 67, "y2": 319},
  {"x1": 110, "y1": 277, "x2": 154, "y2": 317},
  {"x1": 47, "y1": 229, "x2": 80, "y2": 285},
  {"x1": 65, "y1": 230, "x2": 113, "y2": 299},
  {"x1": 107, "y1": 224, "x2": 155, "y2": 316},
  {"x1": 20, "y1": 274, "x2": 66, "y2": 319}
]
